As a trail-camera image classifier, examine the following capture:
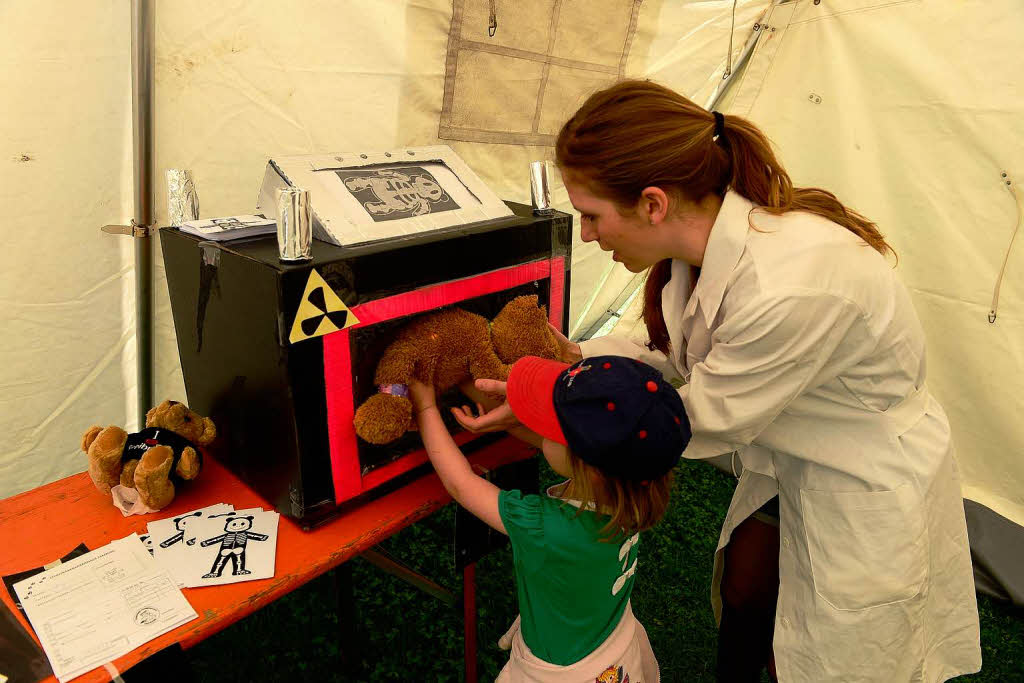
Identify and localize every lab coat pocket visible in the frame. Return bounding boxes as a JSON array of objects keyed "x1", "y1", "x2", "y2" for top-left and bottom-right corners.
[{"x1": 801, "y1": 484, "x2": 927, "y2": 611}]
